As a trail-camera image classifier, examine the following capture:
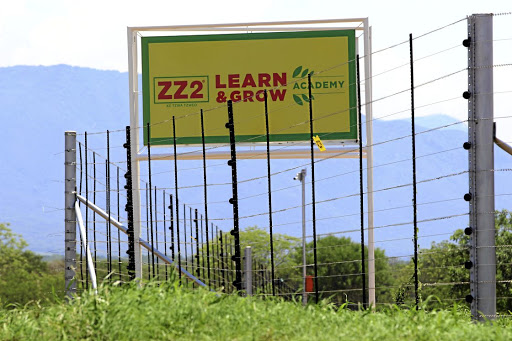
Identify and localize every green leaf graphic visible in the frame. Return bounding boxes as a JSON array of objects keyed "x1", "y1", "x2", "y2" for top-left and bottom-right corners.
[
  {"x1": 302, "y1": 94, "x2": 310, "y2": 103},
  {"x1": 301, "y1": 68, "x2": 309, "y2": 77},
  {"x1": 293, "y1": 94, "x2": 303, "y2": 106},
  {"x1": 293, "y1": 66, "x2": 303, "y2": 78},
  {"x1": 310, "y1": 94, "x2": 315, "y2": 100},
  {"x1": 310, "y1": 70, "x2": 314, "y2": 76}
]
